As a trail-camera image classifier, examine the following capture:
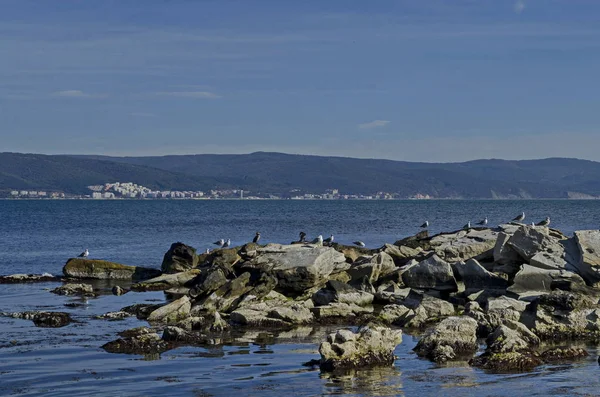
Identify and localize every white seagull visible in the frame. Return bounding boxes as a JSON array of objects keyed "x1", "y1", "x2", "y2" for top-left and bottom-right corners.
[
  {"x1": 222, "y1": 239, "x2": 231, "y2": 248},
  {"x1": 476, "y1": 217, "x2": 488, "y2": 226},
  {"x1": 311, "y1": 235, "x2": 323, "y2": 245},
  {"x1": 512, "y1": 212, "x2": 526, "y2": 222},
  {"x1": 213, "y1": 239, "x2": 225, "y2": 246},
  {"x1": 324, "y1": 234, "x2": 334, "y2": 244},
  {"x1": 420, "y1": 221, "x2": 429, "y2": 228},
  {"x1": 78, "y1": 249, "x2": 89, "y2": 258},
  {"x1": 463, "y1": 221, "x2": 471, "y2": 230},
  {"x1": 353, "y1": 241, "x2": 366, "y2": 247},
  {"x1": 536, "y1": 217, "x2": 551, "y2": 227}
]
